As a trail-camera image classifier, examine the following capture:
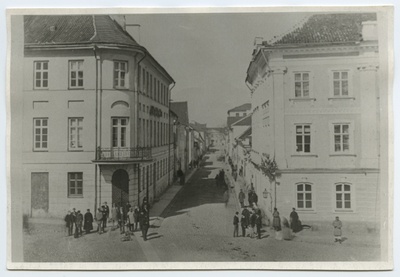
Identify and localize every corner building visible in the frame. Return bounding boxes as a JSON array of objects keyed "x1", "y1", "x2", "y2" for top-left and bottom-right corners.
[
  {"x1": 22, "y1": 15, "x2": 175, "y2": 217},
  {"x1": 245, "y1": 13, "x2": 380, "y2": 230}
]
